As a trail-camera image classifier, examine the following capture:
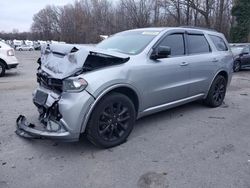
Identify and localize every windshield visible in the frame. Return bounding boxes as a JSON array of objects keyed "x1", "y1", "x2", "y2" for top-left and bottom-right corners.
[{"x1": 96, "y1": 30, "x2": 160, "y2": 55}]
